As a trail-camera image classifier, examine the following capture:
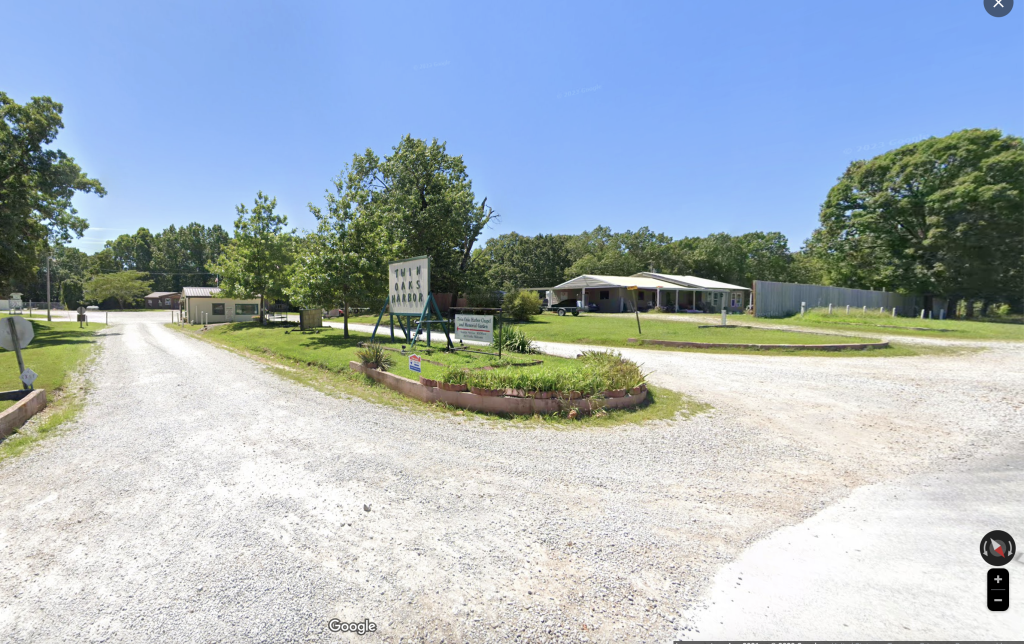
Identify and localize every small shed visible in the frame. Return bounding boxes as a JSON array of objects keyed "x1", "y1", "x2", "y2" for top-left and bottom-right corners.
[
  {"x1": 180, "y1": 287, "x2": 261, "y2": 324},
  {"x1": 144, "y1": 292, "x2": 180, "y2": 309}
]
